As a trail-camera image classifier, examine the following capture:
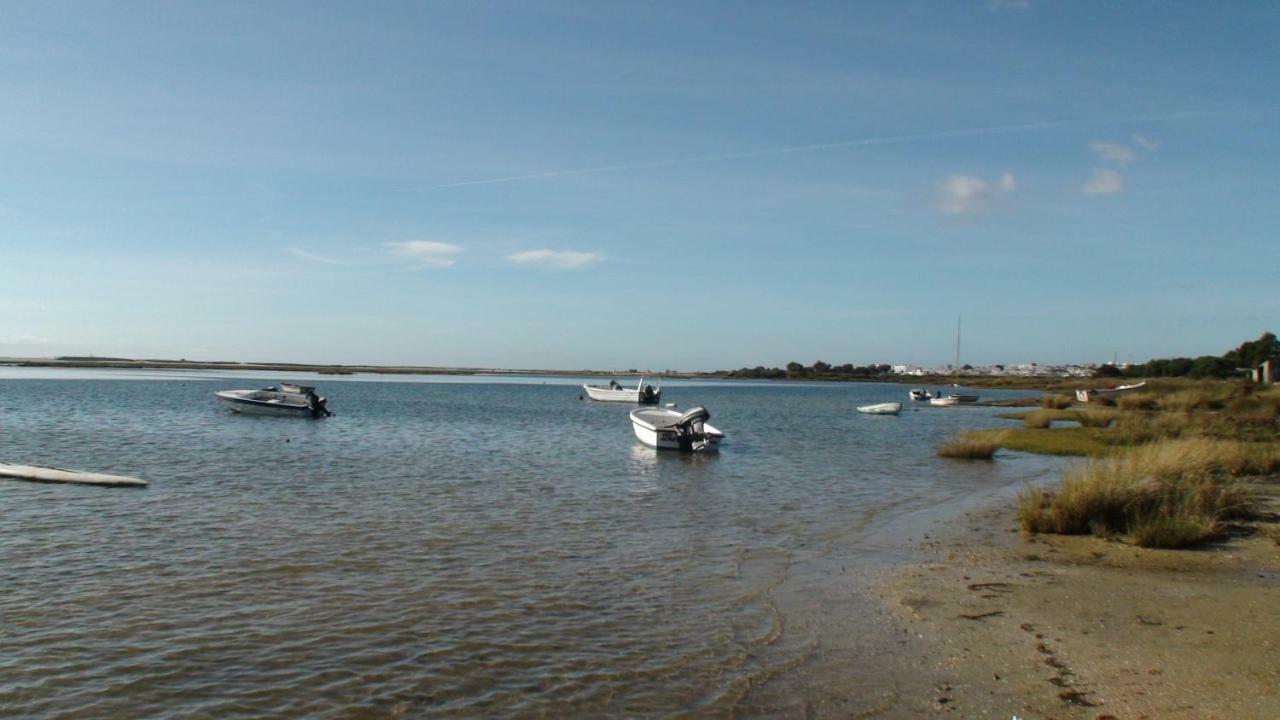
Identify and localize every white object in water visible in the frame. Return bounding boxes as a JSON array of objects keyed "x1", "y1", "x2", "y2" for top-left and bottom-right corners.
[
  {"x1": 930, "y1": 394, "x2": 979, "y2": 406},
  {"x1": 215, "y1": 384, "x2": 332, "y2": 418},
  {"x1": 0, "y1": 463, "x2": 147, "y2": 487},
  {"x1": 909, "y1": 389, "x2": 932, "y2": 401},
  {"x1": 1075, "y1": 381, "x2": 1146, "y2": 403},
  {"x1": 629, "y1": 405, "x2": 724, "y2": 452},
  {"x1": 583, "y1": 376, "x2": 661, "y2": 404},
  {"x1": 857, "y1": 402, "x2": 902, "y2": 415}
]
